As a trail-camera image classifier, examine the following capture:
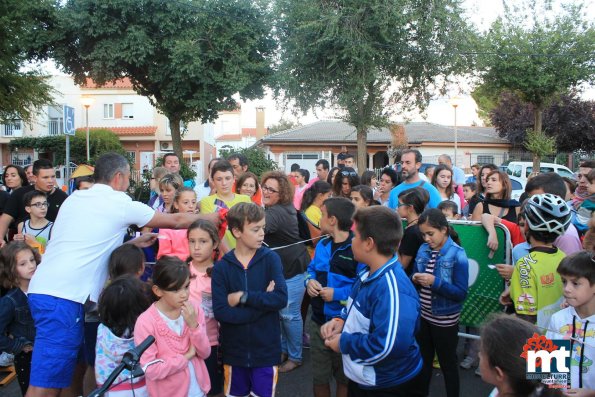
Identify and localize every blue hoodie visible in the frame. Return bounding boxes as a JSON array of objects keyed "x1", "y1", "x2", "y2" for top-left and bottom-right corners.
[{"x1": 212, "y1": 246, "x2": 288, "y2": 368}]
